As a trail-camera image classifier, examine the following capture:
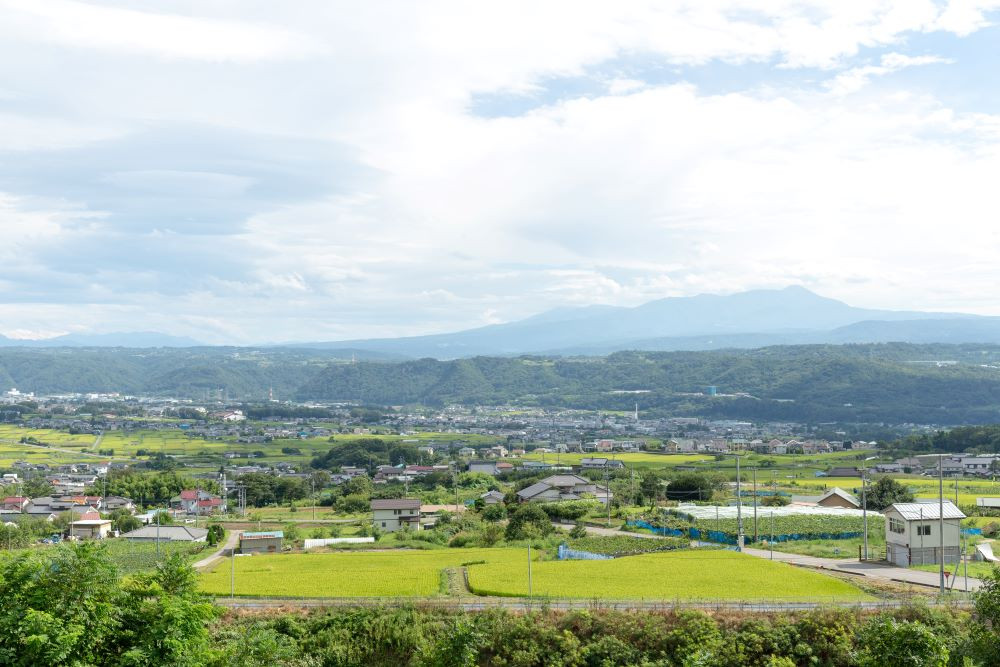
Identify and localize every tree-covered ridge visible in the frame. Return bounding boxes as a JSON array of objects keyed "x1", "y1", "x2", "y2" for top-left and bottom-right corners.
[
  {"x1": 6, "y1": 343, "x2": 1000, "y2": 423},
  {"x1": 298, "y1": 345, "x2": 1000, "y2": 423}
]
